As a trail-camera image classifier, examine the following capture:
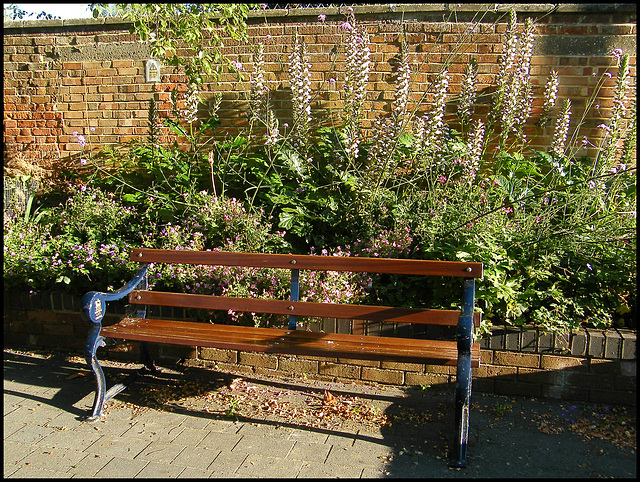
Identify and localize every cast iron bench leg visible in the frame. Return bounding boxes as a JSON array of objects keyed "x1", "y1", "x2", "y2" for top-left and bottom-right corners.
[
  {"x1": 450, "y1": 277, "x2": 475, "y2": 468},
  {"x1": 84, "y1": 322, "x2": 107, "y2": 422}
]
